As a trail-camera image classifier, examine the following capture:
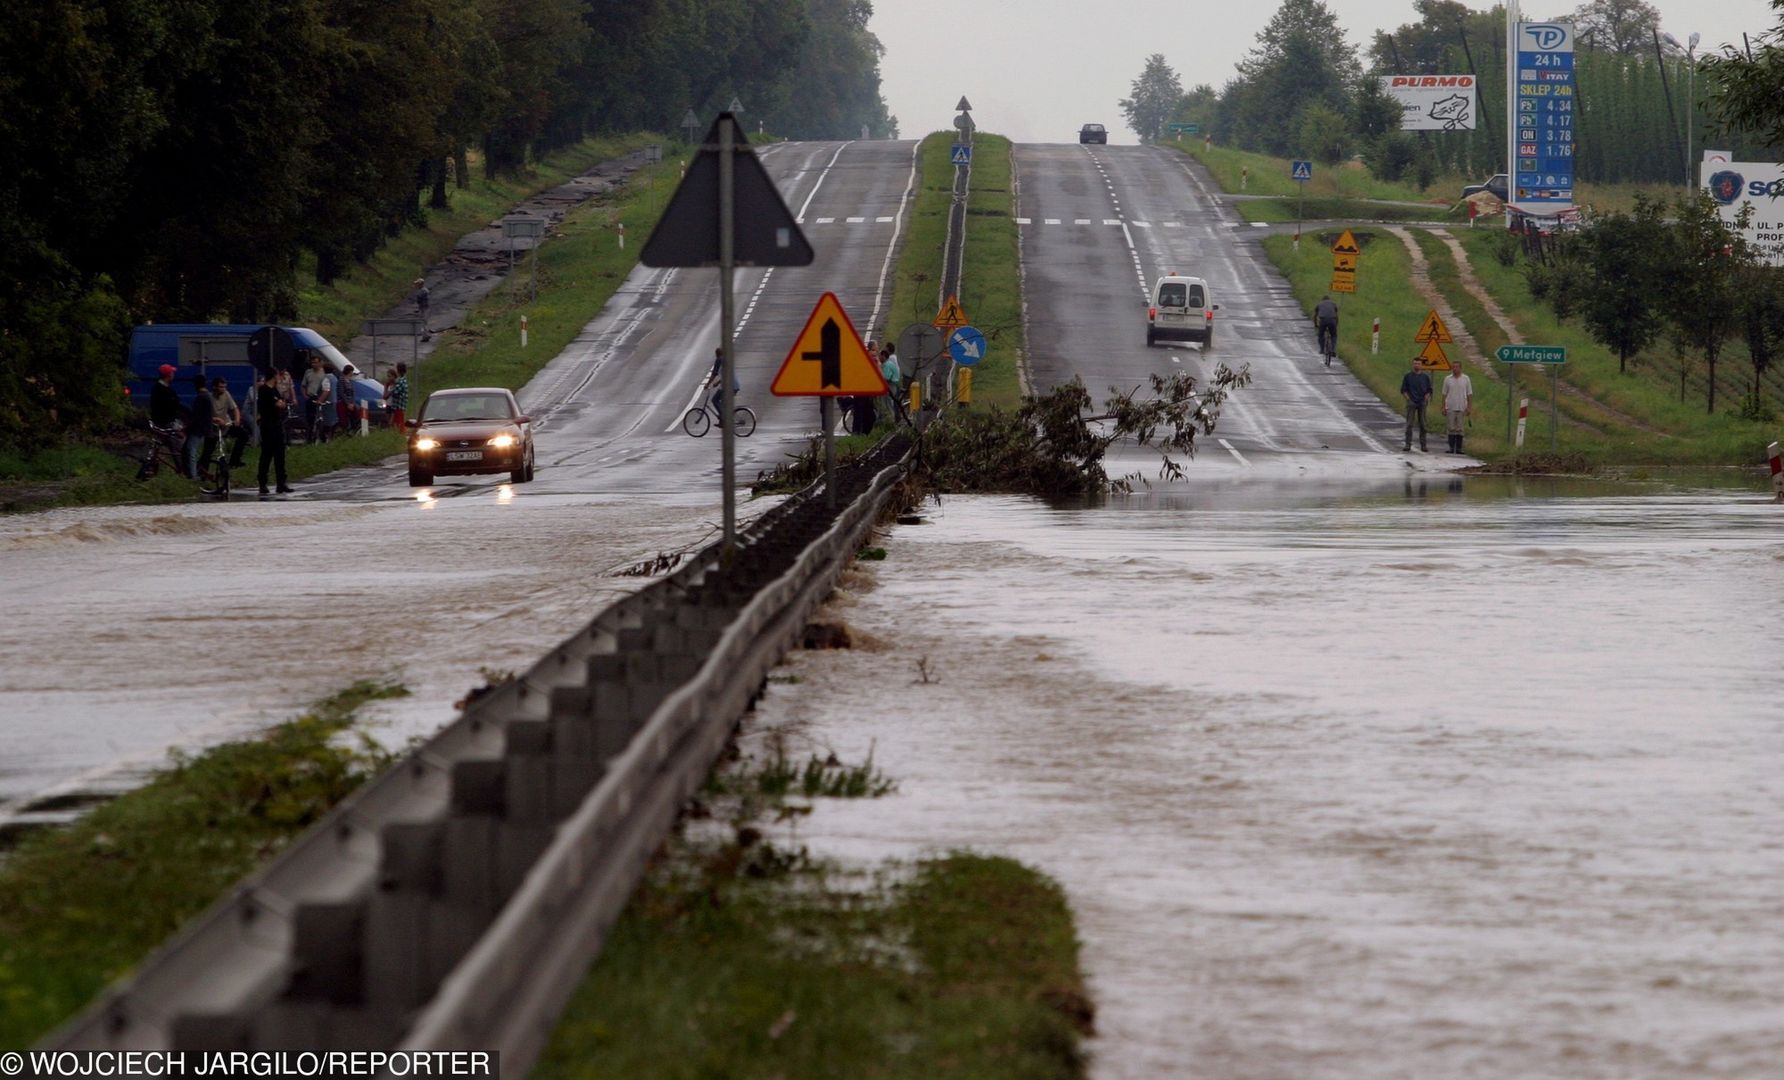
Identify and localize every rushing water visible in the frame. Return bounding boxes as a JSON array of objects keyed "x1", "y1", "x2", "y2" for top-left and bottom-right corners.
[{"x1": 749, "y1": 476, "x2": 1784, "y2": 1079}]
